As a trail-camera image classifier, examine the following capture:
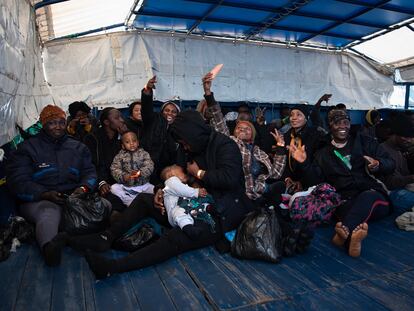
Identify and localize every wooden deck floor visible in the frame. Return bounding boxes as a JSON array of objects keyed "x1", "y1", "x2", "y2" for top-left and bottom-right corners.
[{"x1": 1, "y1": 215, "x2": 414, "y2": 311}]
